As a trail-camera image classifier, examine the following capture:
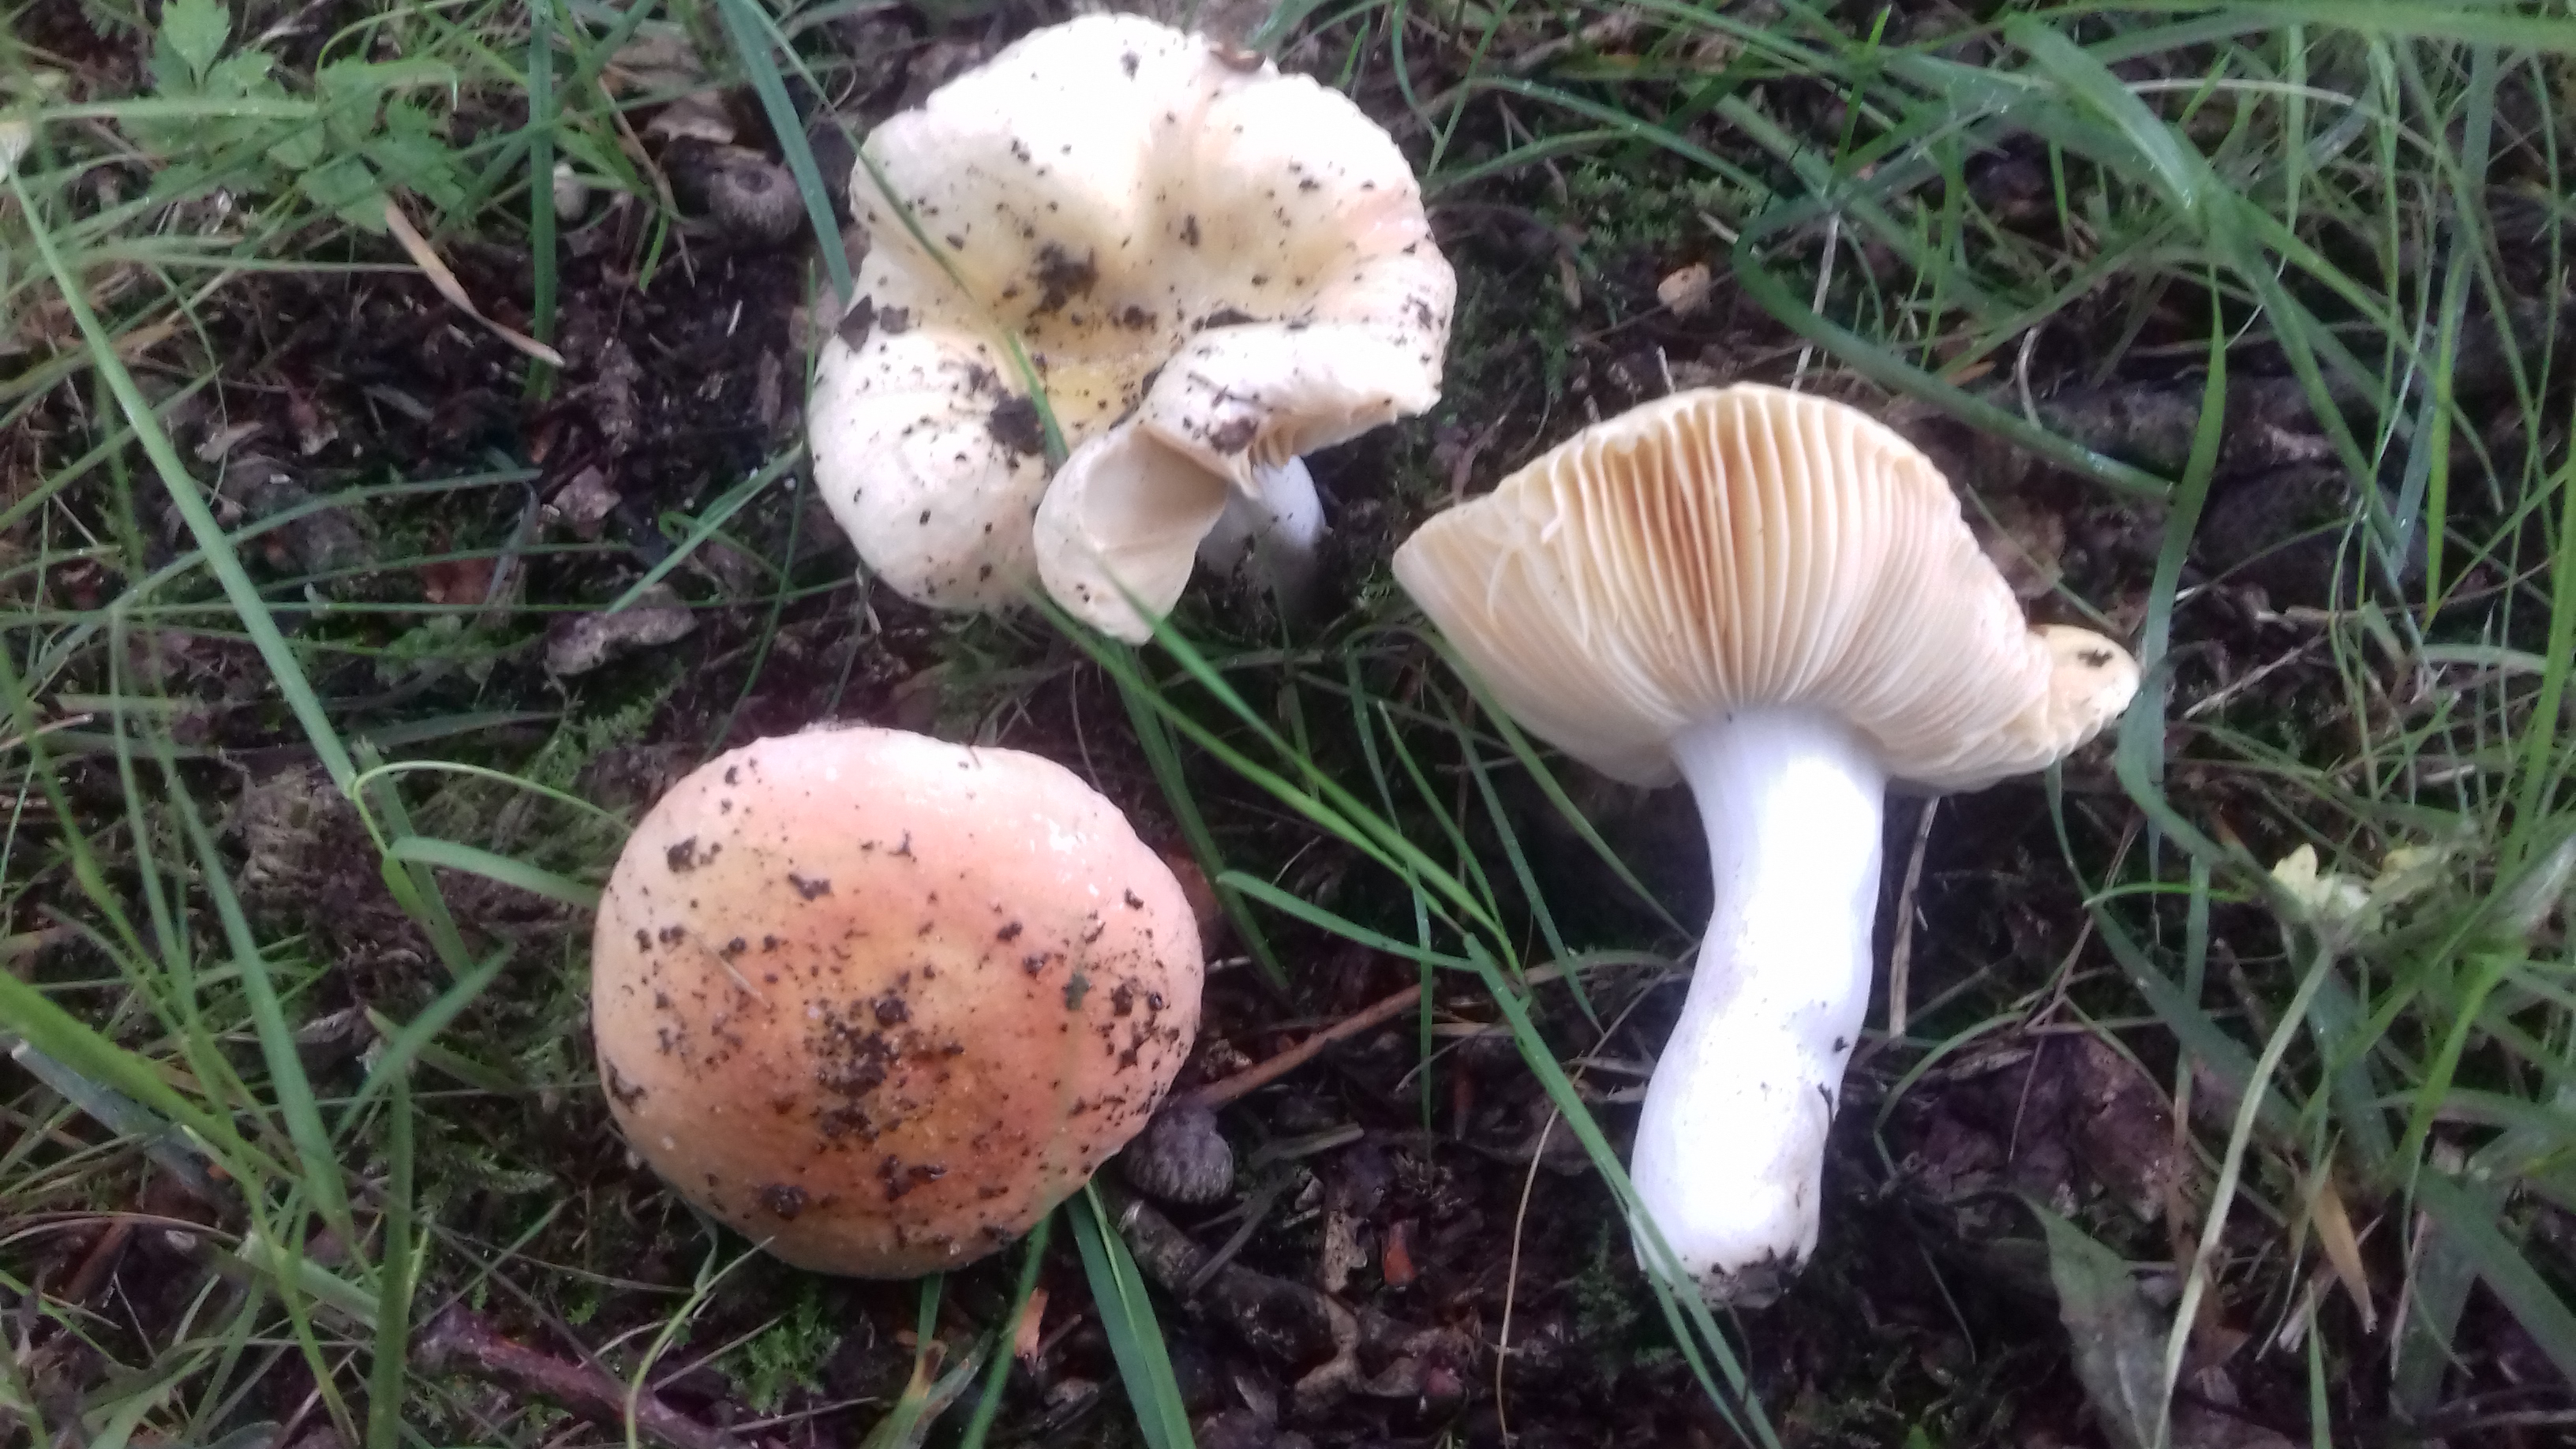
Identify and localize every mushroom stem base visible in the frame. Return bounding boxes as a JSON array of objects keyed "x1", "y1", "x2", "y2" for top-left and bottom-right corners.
[{"x1": 1631, "y1": 707, "x2": 1885, "y2": 1305}]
